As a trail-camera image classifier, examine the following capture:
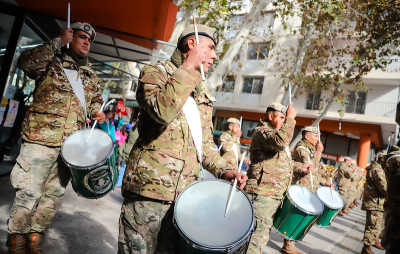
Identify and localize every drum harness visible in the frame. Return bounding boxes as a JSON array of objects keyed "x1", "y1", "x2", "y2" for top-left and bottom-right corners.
[
  {"x1": 157, "y1": 63, "x2": 208, "y2": 179},
  {"x1": 56, "y1": 56, "x2": 88, "y2": 129}
]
